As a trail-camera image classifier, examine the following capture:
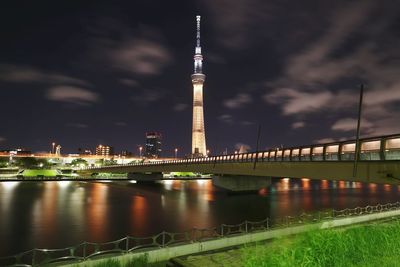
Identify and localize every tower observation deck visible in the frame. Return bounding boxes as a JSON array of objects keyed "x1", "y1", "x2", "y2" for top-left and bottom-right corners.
[{"x1": 191, "y1": 15, "x2": 207, "y2": 156}]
